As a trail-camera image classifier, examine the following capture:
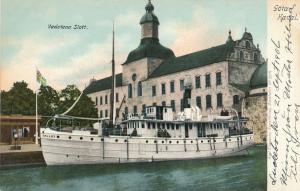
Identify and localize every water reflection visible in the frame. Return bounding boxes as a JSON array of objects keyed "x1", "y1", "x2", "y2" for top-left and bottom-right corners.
[{"x1": 0, "y1": 146, "x2": 266, "y2": 191}]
